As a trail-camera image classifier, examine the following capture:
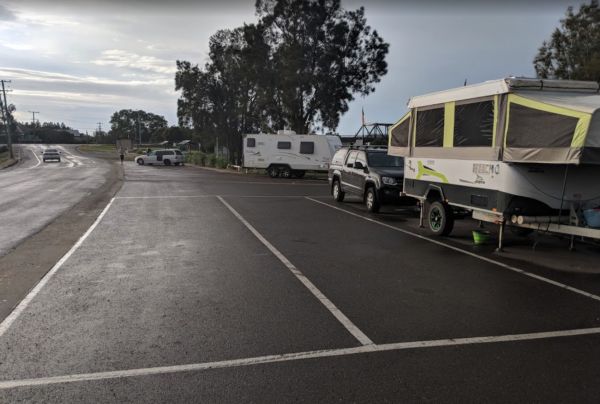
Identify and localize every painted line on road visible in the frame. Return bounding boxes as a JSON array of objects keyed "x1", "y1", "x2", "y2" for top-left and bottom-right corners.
[
  {"x1": 115, "y1": 195, "x2": 326, "y2": 199},
  {"x1": 306, "y1": 198, "x2": 600, "y2": 304},
  {"x1": 28, "y1": 147, "x2": 42, "y2": 169},
  {"x1": 0, "y1": 197, "x2": 117, "y2": 338},
  {"x1": 1, "y1": 326, "x2": 600, "y2": 390},
  {"x1": 217, "y1": 195, "x2": 375, "y2": 346}
]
